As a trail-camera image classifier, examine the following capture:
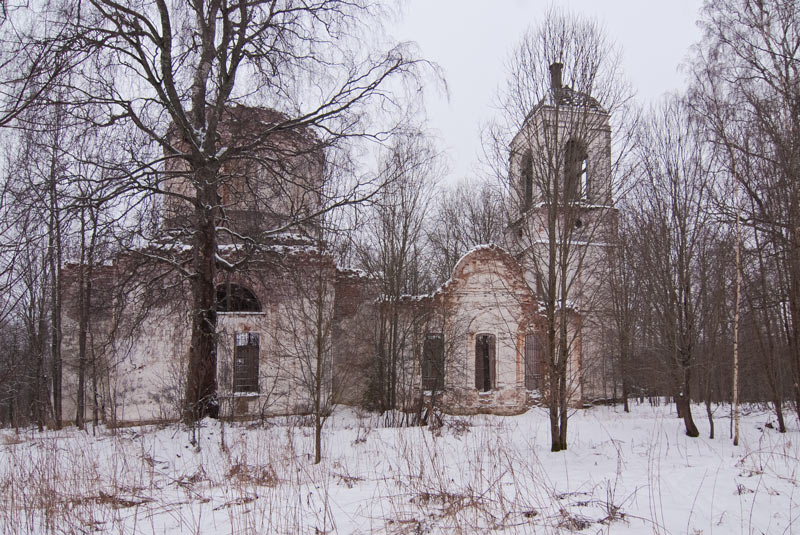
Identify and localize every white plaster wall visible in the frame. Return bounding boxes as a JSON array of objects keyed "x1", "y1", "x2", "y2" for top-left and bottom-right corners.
[
  {"x1": 506, "y1": 101, "x2": 617, "y2": 403},
  {"x1": 62, "y1": 303, "x2": 192, "y2": 424},
  {"x1": 426, "y1": 248, "x2": 584, "y2": 414},
  {"x1": 63, "y1": 273, "x2": 335, "y2": 424}
]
